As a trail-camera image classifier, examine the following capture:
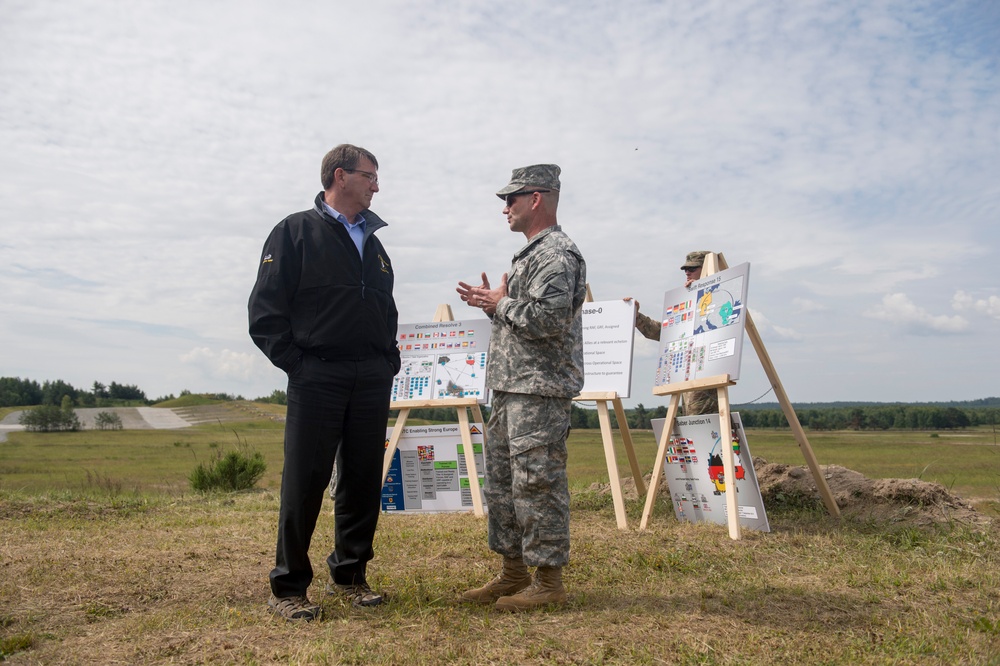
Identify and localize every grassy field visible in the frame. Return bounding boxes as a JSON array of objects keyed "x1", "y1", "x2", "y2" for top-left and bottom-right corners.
[
  {"x1": 3, "y1": 413, "x2": 998, "y2": 504},
  {"x1": 1, "y1": 410, "x2": 999, "y2": 664}
]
